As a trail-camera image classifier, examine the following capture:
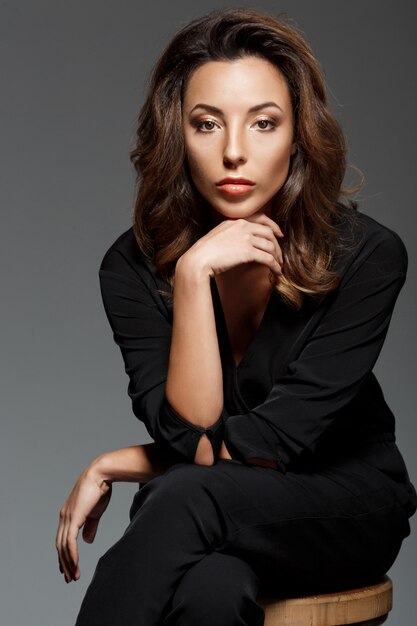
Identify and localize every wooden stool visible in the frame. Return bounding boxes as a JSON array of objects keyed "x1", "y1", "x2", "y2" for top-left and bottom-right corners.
[{"x1": 258, "y1": 576, "x2": 393, "y2": 625}]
